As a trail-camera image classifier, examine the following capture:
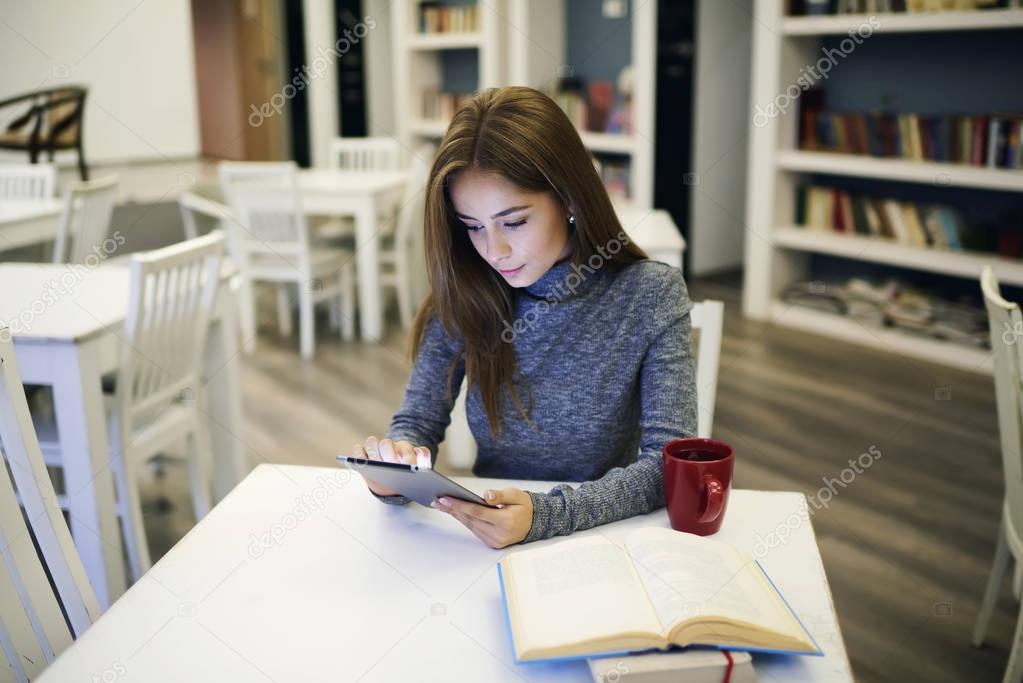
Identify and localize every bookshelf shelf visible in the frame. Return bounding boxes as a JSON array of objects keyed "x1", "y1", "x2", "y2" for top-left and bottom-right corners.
[
  {"x1": 770, "y1": 300, "x2": 991, "y2": 373},
  {"x1": 578, "y1": 131, "x2": 637, "y2": 155},
  {"x1": 775, "y1": 150, "x2": 1023, "y2": 193},
  {"x1": 772, "y1": 227, "x2": 1023, "y2": 287},
  {"x1": 782, "y1": 9, "x2": 1023, "y2": 36},
  {"x1": 407, "y1": 32, "x2": 483, "y2": 50}
]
